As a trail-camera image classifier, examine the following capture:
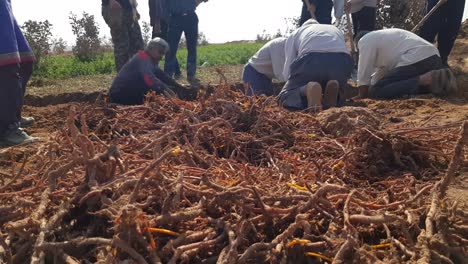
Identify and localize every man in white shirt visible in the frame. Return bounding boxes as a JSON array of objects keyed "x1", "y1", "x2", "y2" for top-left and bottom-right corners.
[
  {"x1": 278, "y1": 19, "x2": 353, "y2": 110},
  {"x1": 242, "y1": 37, "x2": 286, "y2": 96},
  {"x1": 354, "y1": 29, "x2": 457, "y2": 99},
  {"x1": 345, "y1": 0, "x2": 378, "y2": 37}
]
